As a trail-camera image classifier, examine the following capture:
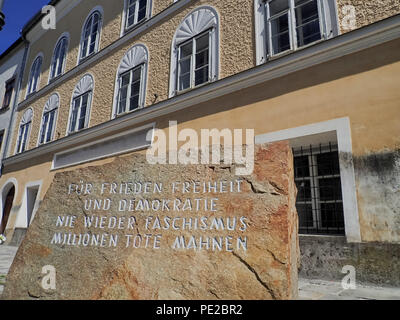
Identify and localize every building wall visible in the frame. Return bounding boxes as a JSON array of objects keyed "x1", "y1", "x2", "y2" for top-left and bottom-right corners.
[
  {"x1": 338, "y1": 0, "x2": 400, "y2": 34},
  {"x1": 0, "y1": 45, "x2": 25, "y2": 160},
  {"x1": 2, "y1": 37, "x2": 400, "y2": 244},
  {"x1": 12, "y1": 0, "x2": 400, "y2": 158}
]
